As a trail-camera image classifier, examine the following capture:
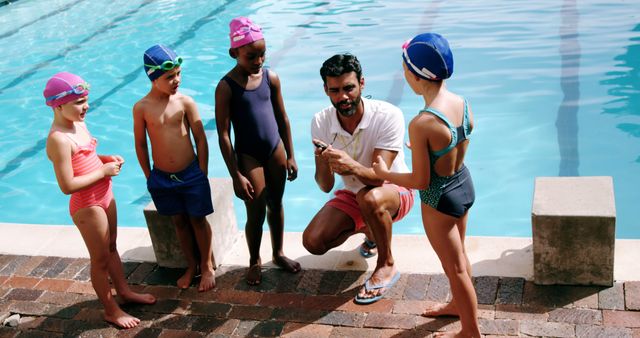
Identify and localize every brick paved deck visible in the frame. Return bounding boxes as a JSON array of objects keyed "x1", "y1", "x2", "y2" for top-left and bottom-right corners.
[{"x1": 0, "y1": 254, "x2": 639, "y2": 337}]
